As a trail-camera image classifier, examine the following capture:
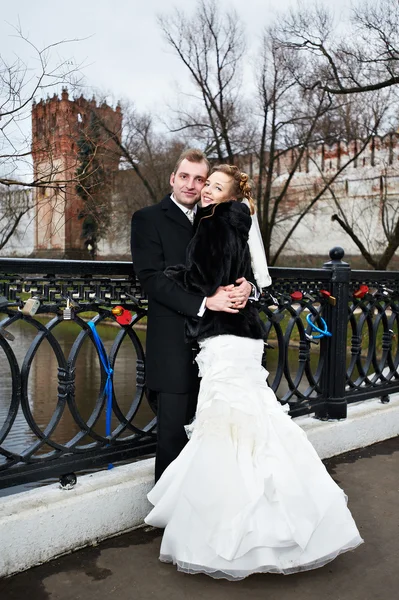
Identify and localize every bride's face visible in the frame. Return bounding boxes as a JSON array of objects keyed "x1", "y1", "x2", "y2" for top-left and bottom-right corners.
[{"x1": 200, "y1": 171, "x2": 235, "y2": 207}]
